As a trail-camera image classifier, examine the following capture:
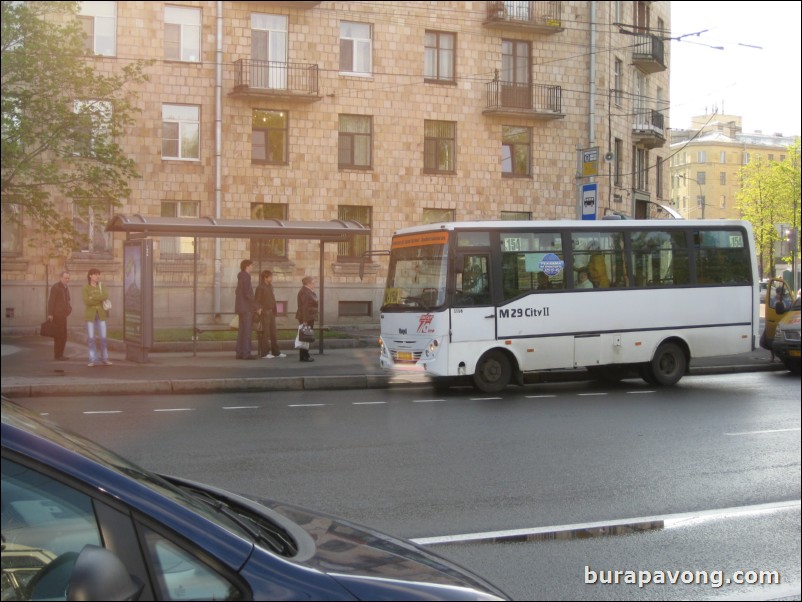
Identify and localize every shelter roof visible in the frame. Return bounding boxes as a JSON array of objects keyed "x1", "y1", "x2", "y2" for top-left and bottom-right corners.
[{"x1": 106, "y1": 214, "x2": 369, "y2": 241}]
